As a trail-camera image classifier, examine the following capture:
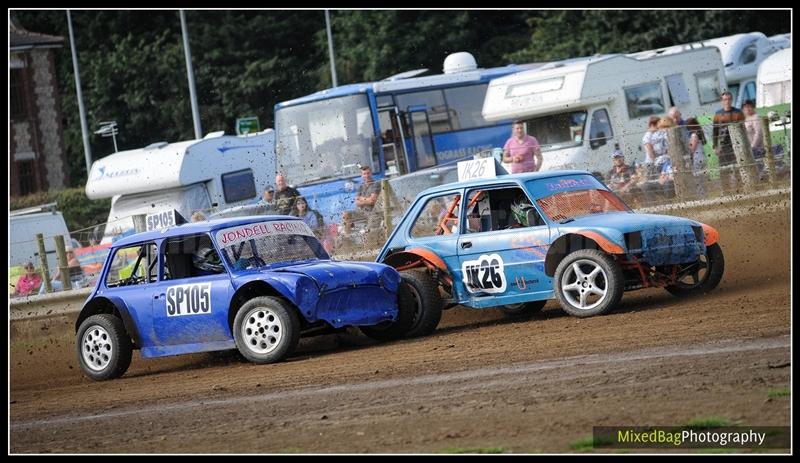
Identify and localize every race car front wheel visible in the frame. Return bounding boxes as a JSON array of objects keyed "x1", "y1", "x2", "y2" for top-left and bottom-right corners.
[
  {"x1": 233, "y1": 296, "x2": 300, "y2": 364},
  {"x1": 665, "y1": 243, "x2": 725, "y2": 297},
  {"x1": 76, "y1": 314, "x2": 133, "y2": 381},
  {"x1": 554, "y1": 250, "x2": 624, "y2": 318}
]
